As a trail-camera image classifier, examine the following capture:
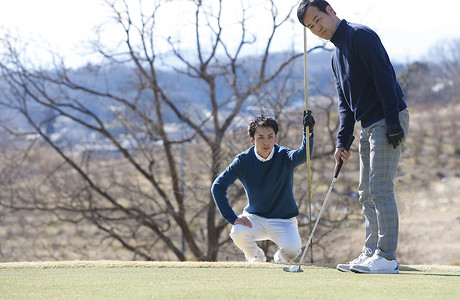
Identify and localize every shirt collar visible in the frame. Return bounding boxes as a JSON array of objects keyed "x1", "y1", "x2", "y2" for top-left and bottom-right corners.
[{"x1": 254, "y1": 147, "x2": 275, "y2": 162}]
